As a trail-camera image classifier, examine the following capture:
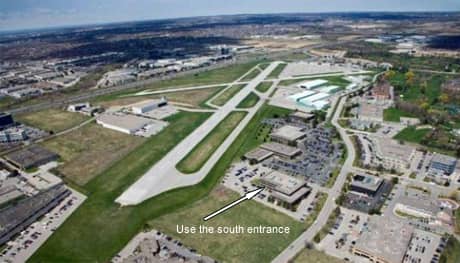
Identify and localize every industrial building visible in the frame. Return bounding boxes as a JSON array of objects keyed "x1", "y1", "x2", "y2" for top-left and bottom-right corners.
[
  {"x1": 96, "y1": 113, "x2": 152, "y2": 134},
  {"x1": 270, "y1": 125, "x2": 306, "y2": 146},
  {"x1": 96, "y1": 113, "x2": 168, "y2": 137},
  {"x1": 394, "y1": 196, "x2": 455, "y2": 227},
  {"x1": 5, "y1": 145, "x2": 59, "y2": 170},
  {"x1": 67, "y1": 102, "x2": 90, "y2": 112},
  {"x1": 288, "y1": 89, "x2": 332, "y2": 111},
  {"x1": 350, "y1": 174, "x2": 384, "y2": 196},
  {"x1": 352, "y1": 216, "x2": 414, "y2": 263},
  {"x1": 260, "y1": 142, "x2": 302, "y2": 159},
  {"x1": 0, "y1": 128, "x2": 27, "y2": 143},
  {"x1": 131, "y1": 98, "x2": 168, "y2": 114},
  {"x1": 297, "y1": 79, "x2": 328, "y2": 90},
  {"x1": 260, "y1": 171, "x2": 311, "y2": 210},
  {"x1": 0, "y1": 184, "x2": 70, "y2": 246},
  {"x1": 0, "y1": 113, "x2": 14, "y2": 129}
]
